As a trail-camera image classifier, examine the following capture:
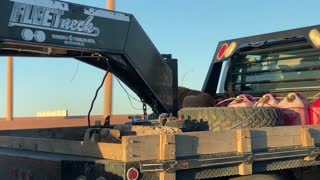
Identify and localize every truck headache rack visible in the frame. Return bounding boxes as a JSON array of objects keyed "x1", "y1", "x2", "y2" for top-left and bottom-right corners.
[
  {"x1": 203, "y1": 24, "x2": 320, "y2": 96},
  {"x1": 0, "y1": 0, "x2": 178, "y2": 115}
]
